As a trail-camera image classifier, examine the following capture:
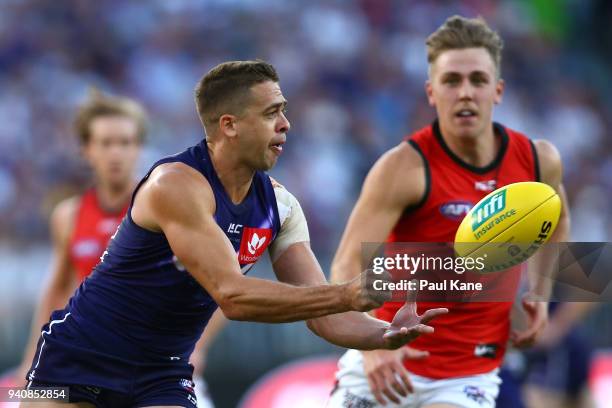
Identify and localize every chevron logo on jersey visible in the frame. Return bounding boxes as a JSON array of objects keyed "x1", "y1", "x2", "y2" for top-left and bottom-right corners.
[
  {"x1": 239, "y1": 227, "x2": 272, "y2": 264},
  {"x1": 248, "y1": 233, "x2": 267, "y2": 255}
]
